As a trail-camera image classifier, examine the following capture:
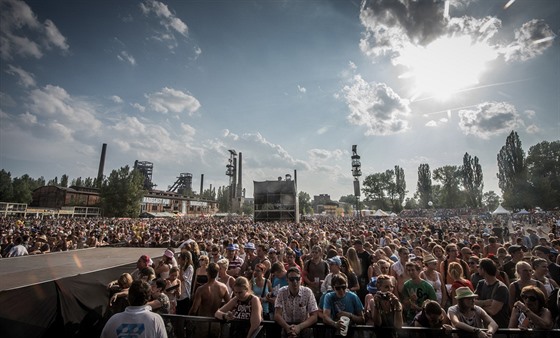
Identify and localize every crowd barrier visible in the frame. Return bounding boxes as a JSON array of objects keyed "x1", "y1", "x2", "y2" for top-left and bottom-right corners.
[{"x1": 161, "y1": 314, "x2": 559, "y2": 338}]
